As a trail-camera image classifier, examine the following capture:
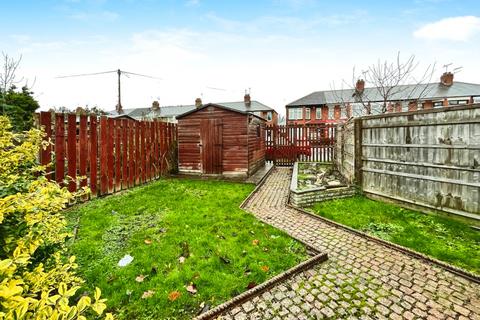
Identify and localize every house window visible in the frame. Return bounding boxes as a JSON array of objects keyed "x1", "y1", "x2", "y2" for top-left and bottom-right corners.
[
  {"x1": 328, "y1": 106, "x2": 334, "y2": 119},
  {"x1": 305, "y1": 108, "x2": 311, "y2": 120},
  {"x1": 315, "y1": 107, "x2": 321, "y2": 120},
  {"x1": 449, "y1": 99, "x2": 468, "y2": 105},
  {"x1": 433, "y1": 101, "x2": 443, "y2": 108},
  {"x1": 266, "y1": 111, "x2": 272, "y2": 121},
  {"x1": 341, "y1": 107, "x2": 347, "y2": 119},
  {"x1": 288, "y1": 108, "x2": 302, "y2": 120}
]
